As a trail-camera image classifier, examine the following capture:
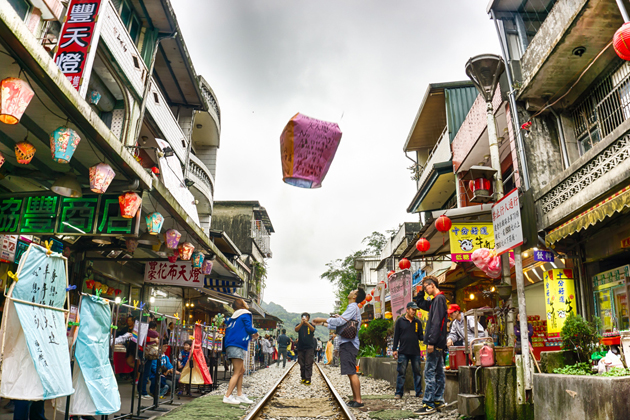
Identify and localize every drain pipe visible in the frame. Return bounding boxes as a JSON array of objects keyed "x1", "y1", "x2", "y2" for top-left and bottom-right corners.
[{"x1": 550, "y1": 108, "x2": 571, "y2": 169}]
